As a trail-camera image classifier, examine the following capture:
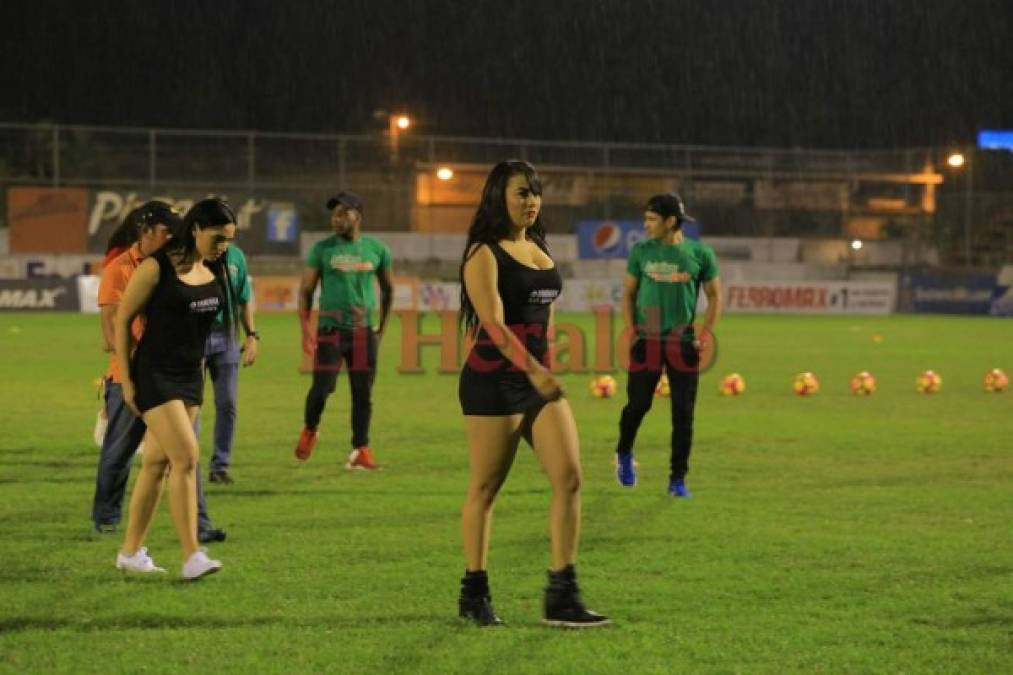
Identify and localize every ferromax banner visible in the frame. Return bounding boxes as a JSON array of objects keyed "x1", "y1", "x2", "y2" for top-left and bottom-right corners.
[
  {"x1": 577, "y1": 220, "x2": 700, "y2": 259},
  {"x1": 0, "y1": 278, "x2": 80, "y2": 311}
]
